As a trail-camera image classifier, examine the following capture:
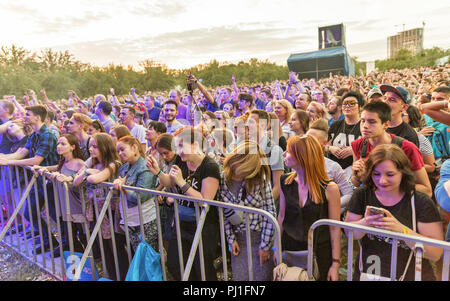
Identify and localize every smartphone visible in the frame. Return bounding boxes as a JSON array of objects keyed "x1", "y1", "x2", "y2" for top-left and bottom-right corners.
[{"x1": 367, "y1": 206, "x2": 385, "y2": 216}]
